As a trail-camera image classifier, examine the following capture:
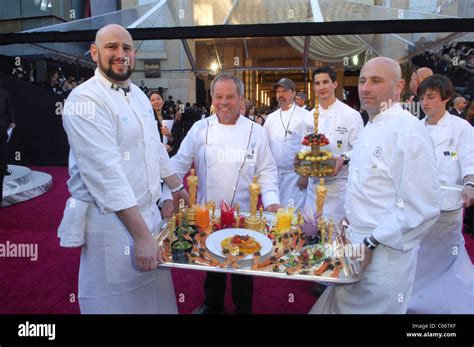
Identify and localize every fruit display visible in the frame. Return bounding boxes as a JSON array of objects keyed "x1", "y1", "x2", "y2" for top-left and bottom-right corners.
[
  {"x1": 294, "y1": 135, "x2": 335, "y2": 177},
  {"x1": 301, "y1": 133, "x2": 330, "y2": 146},
  {"x1": 296, "y1": 149, "x2": 333, "y2": 162}
]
